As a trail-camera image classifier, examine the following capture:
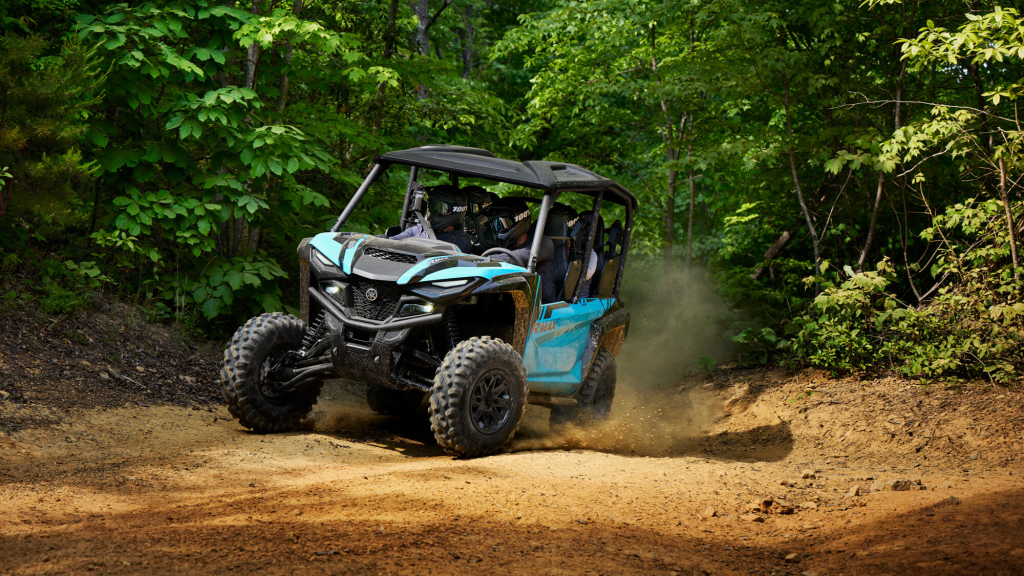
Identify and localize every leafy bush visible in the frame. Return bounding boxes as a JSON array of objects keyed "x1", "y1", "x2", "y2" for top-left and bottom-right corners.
[{"x1": 788, "y1": 199, "x2": 1024, "y2": 384}]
